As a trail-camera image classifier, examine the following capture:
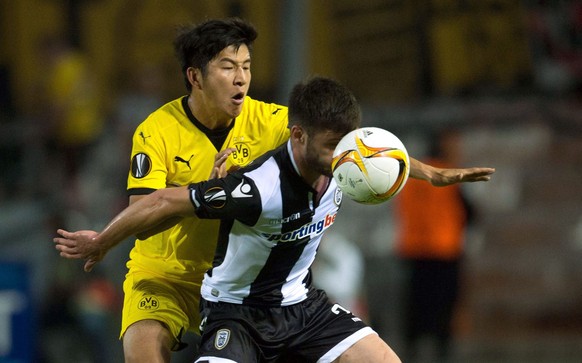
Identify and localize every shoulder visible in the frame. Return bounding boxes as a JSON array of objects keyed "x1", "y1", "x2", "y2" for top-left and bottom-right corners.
[
  {"x1": 240, "y1": 96, "x2": 288, "y2": 121},
  {"x1": 134, "y1": 97, "x2": 189, "y2": 135},
  {"x1": 237, "y1": 144, "x2": 283, "y2": 175},
  {"x1": 239, "y1": 148, "x2": 284, "y2": 199}
]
